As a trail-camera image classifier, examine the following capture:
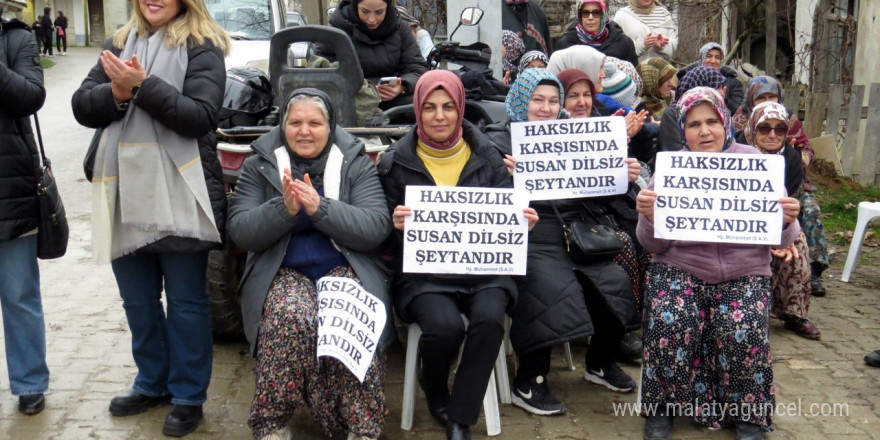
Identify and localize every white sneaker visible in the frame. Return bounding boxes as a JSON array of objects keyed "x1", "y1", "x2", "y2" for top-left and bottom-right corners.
[
  {"x1": 260, "y1": 427, "x2": 291, "y2": 440},
  {"x1": 347, "y1": 433, "x2": 377, "y2": 440}
]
